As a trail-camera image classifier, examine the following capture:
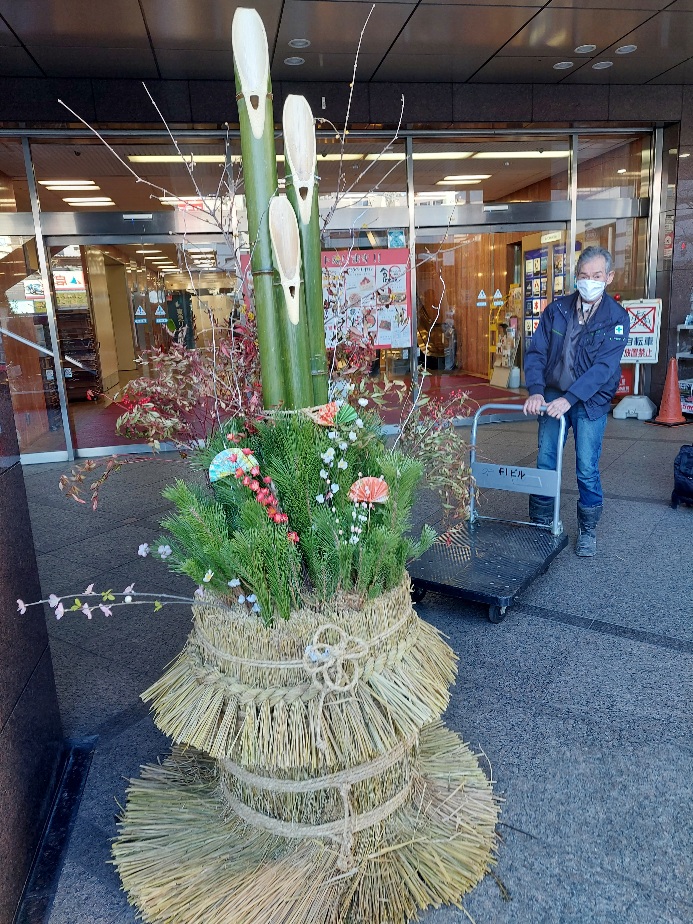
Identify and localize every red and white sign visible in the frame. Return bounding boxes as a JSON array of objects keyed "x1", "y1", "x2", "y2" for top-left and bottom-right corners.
[
  {"x1": 52, "y1": 269, "x2": 85, "y2": 291},
  {"x1": 621, "y1": 299, "x2": 661, "y2": 364},
  {"x1": 615, "y1": 365, "x2": 635, "y2": 397}
]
